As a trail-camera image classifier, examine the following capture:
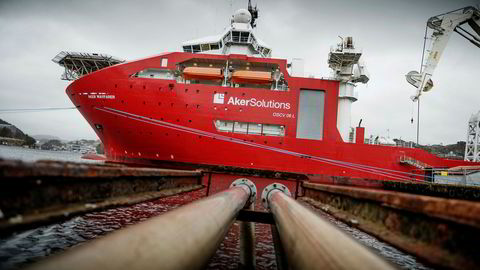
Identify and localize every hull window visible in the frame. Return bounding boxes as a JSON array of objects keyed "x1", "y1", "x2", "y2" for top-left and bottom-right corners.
[
  {"x1": 234, "y1": 122, "x2": 248, "y2": 134},
  {"x1": 296, "y1": 90, "x2": 325, "y2": 140},
  {"x1": 247, "y1": 123, "x2": 262, "y2": 135},
  {"x1": 262, "y1": 124, "x2": 284, "y2": 136},
  {"x1": 215, "y1": 120, "x2": 285, "y2": 137},
  {"x1": 215, "y1": 120, "x2": 234, "y2": 132}
]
